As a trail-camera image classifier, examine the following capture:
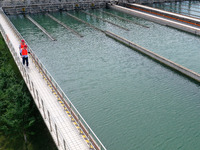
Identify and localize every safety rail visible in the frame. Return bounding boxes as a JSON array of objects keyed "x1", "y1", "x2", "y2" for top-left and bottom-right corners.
[{"x1": 0, "y1": 9, "x2": 106, "y2": 150}]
